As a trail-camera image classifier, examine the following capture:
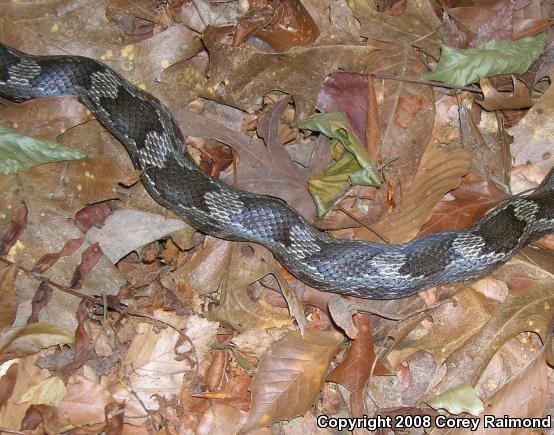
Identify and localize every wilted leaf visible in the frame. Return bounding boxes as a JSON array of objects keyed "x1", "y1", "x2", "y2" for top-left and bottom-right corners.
[
  {"x1": 421, "y1": 33, "x2": 547, "y2": 86},
  {"x1": 299, "y1": 112, "x2": 380, "y2": 216},
  {"x1": 0, "y1": 362, "x2": 18, "y2": 407},
  {"x1": 0, "y1": 124, "x2": 85, "y2": 174},
  {"x1": 242, "y1": 329, "x2": 343, "y2": 432},
  {"x1": 426, "y1": 384, "x2": 484, "y2": 416},
  {"x1": 85, "y1": 209, "x2": 189, "y2": 263},
  {"x1": 202, "y1": 26, "x2": 381, "y2": 119}
]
